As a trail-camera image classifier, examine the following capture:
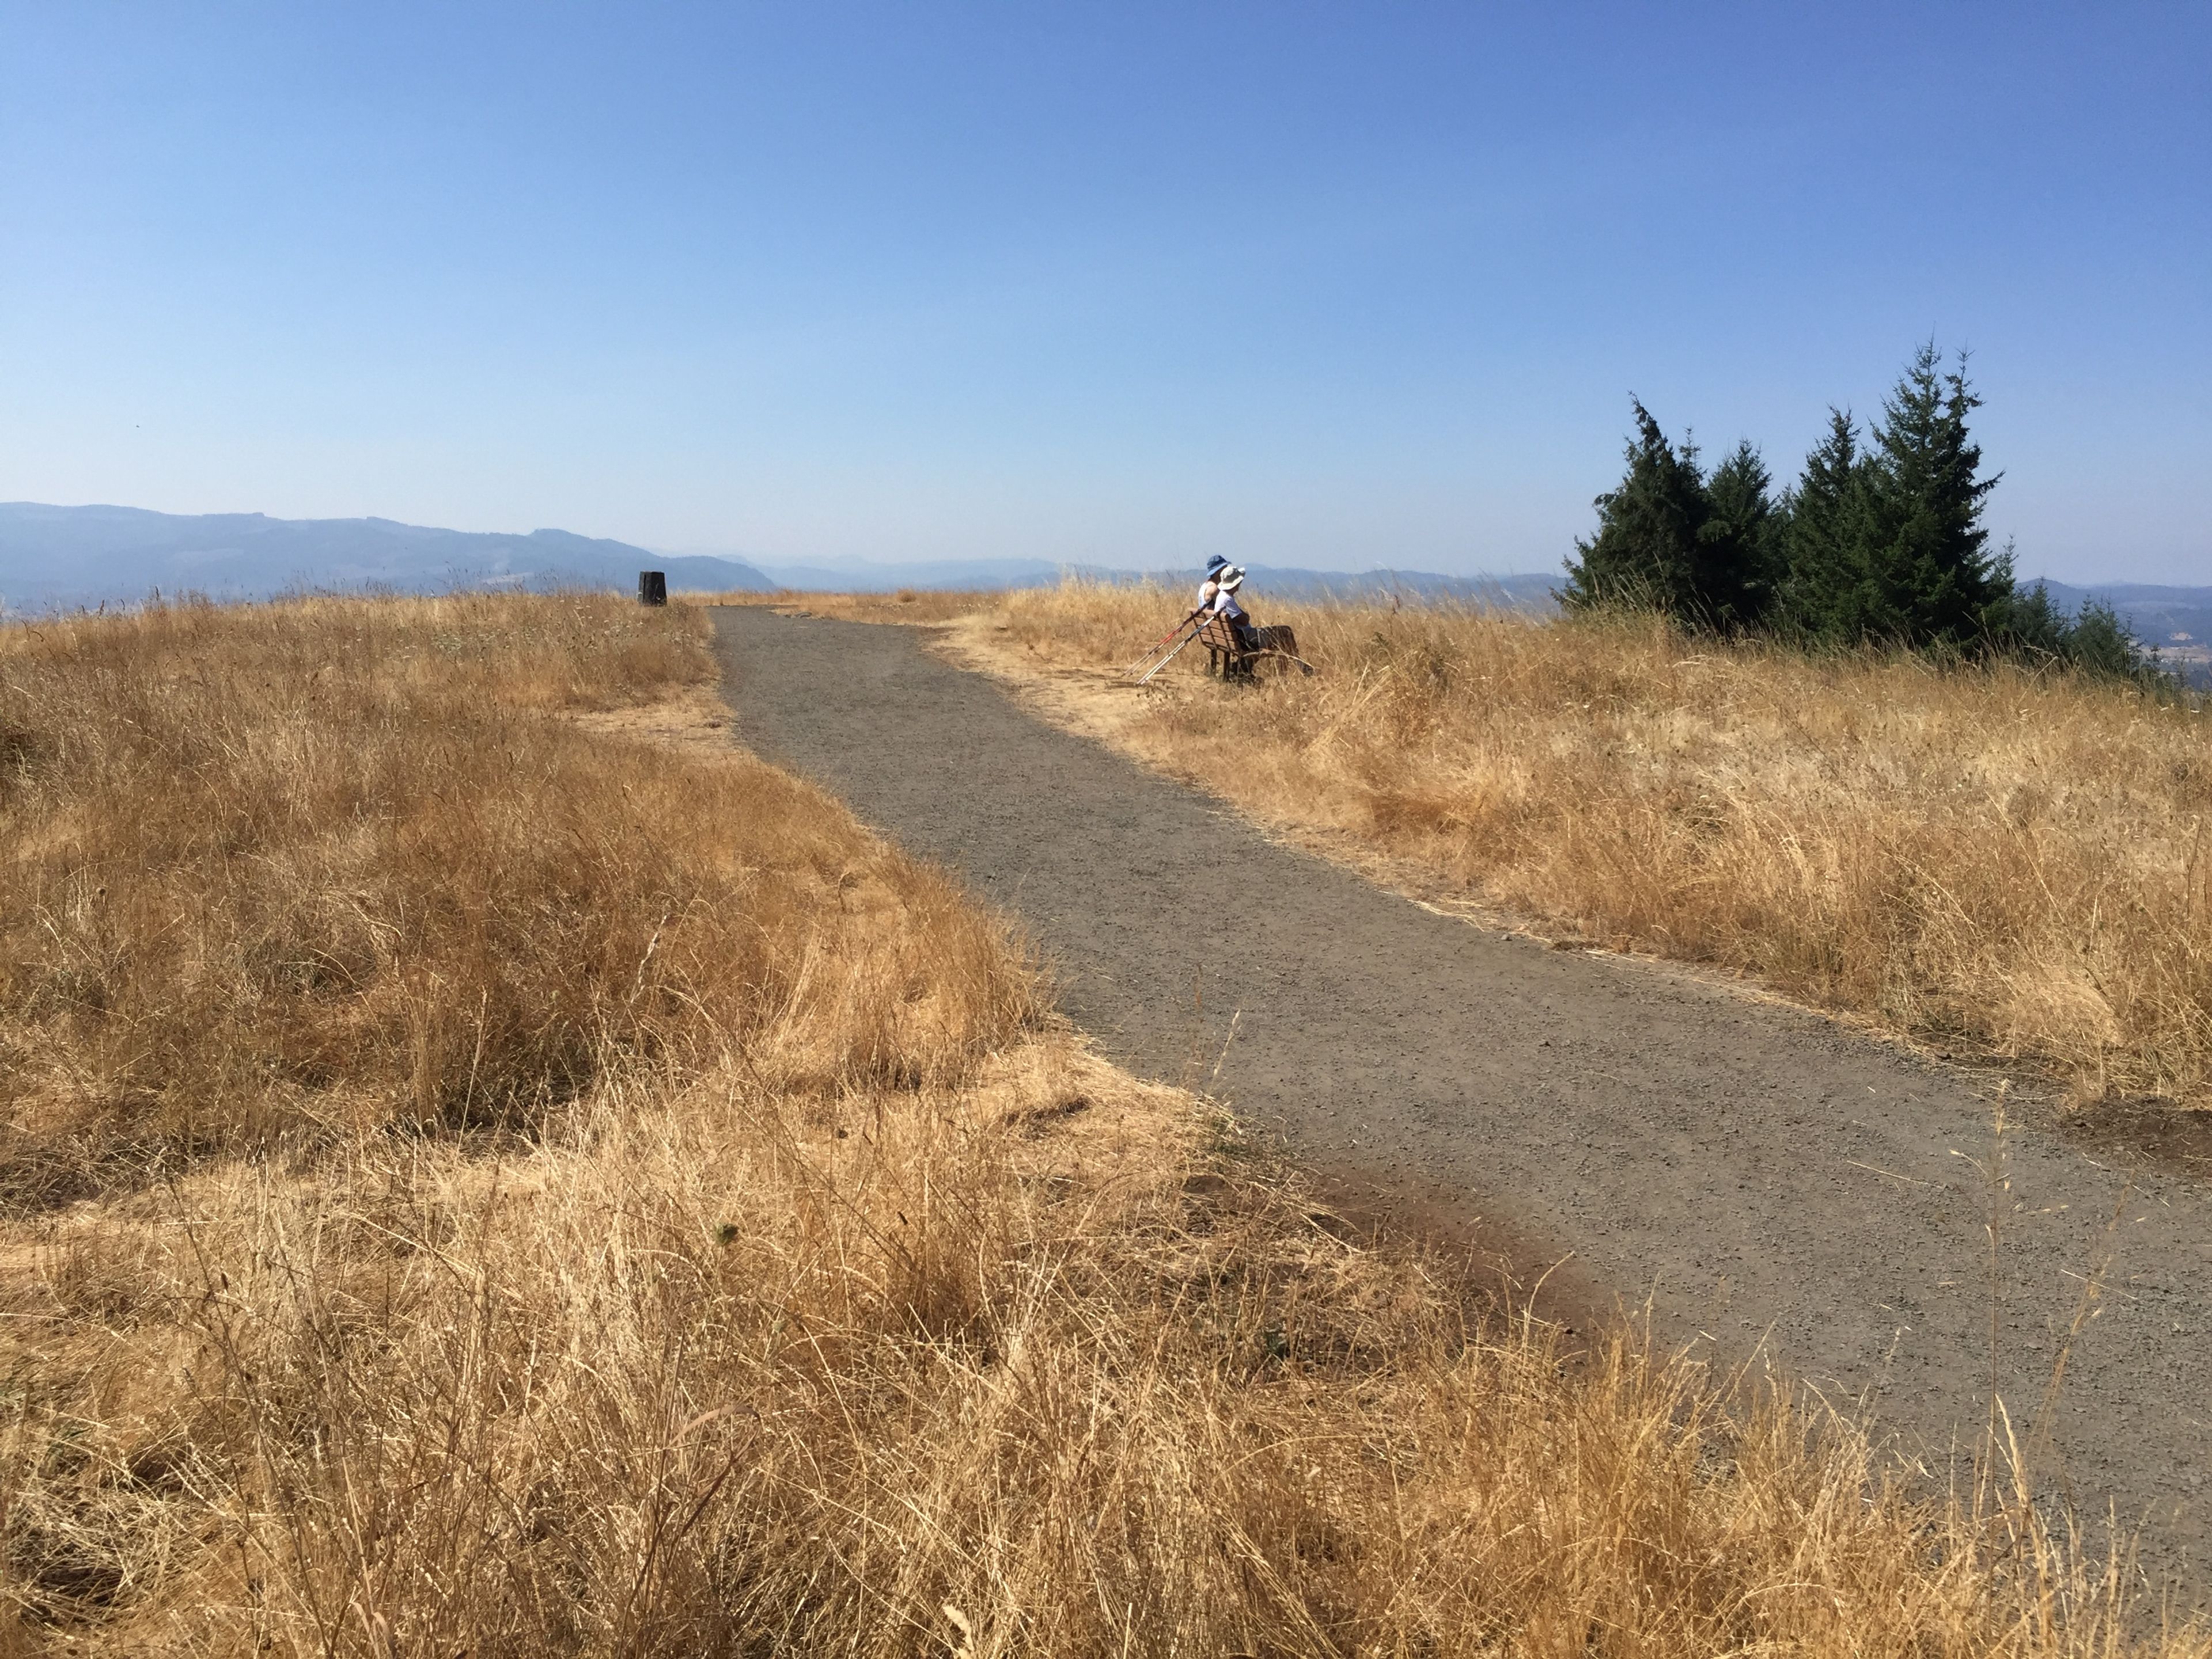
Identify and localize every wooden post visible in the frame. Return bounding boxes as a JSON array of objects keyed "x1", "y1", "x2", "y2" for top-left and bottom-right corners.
[{"x1": 638, "y1": 570, "x2": 668, "y2": 606}]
